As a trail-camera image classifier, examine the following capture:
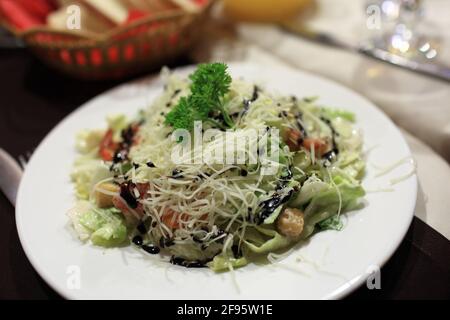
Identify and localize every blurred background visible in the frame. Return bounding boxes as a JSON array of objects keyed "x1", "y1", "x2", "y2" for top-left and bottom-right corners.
[
  {"x1": 0, "y1": 0, "x2": 449, "y2": 299},
  {"x1": 1, "y1": 0, "x2": 449, "y2": 156}
]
